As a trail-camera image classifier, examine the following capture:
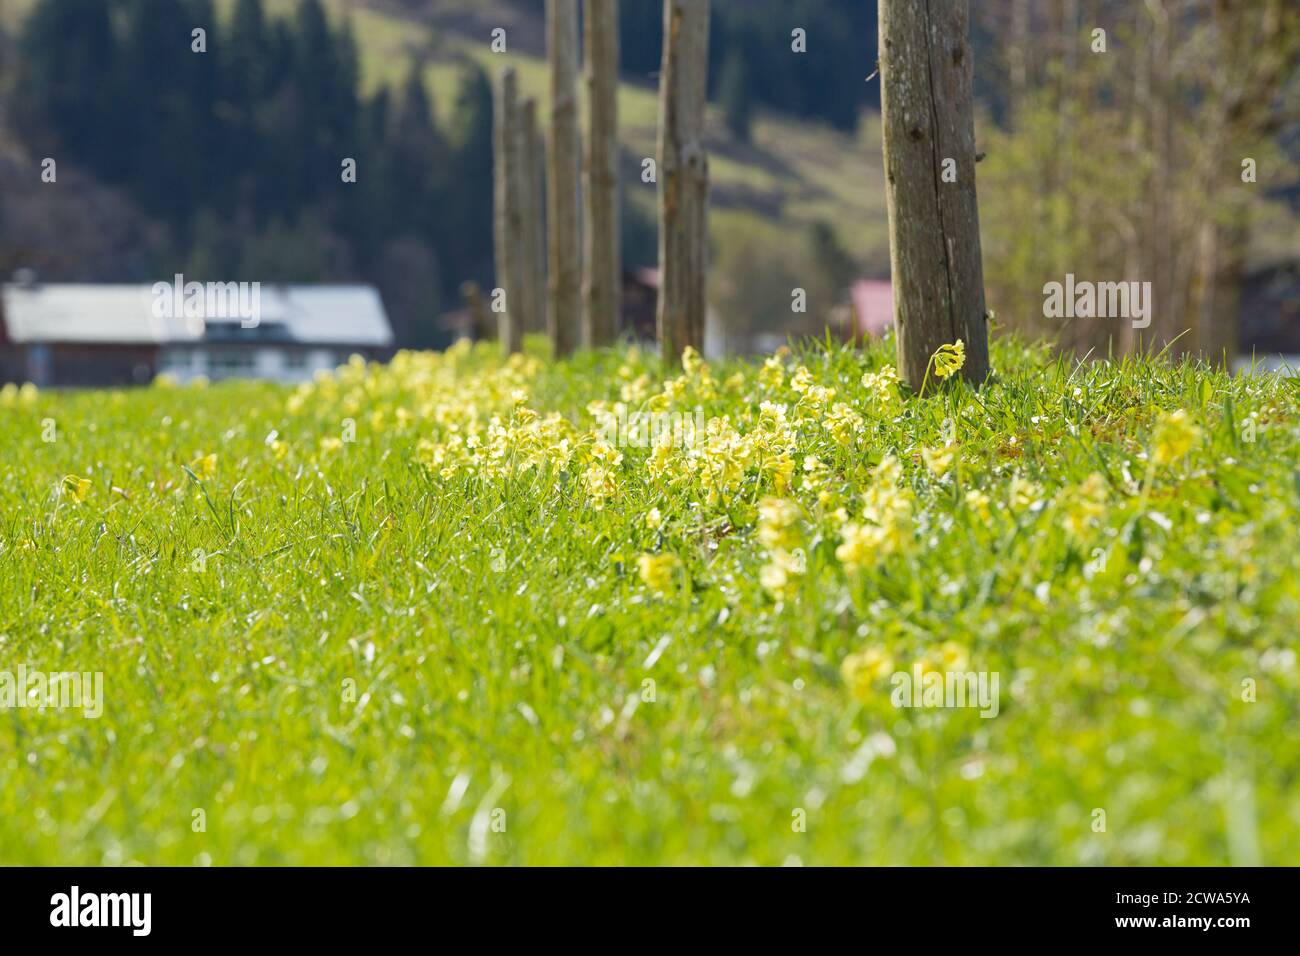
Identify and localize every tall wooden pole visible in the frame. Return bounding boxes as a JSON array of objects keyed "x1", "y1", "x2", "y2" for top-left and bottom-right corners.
[
  {"x1": 493, "y1": 66, "x2": 525, "y2": 354},
  {"x1": 546, "y1": 0, "x2": 582, "y2": 358},
  {"x1": 519, "y1": 97, "x2": 545, "y2": 334},
  {"x1": 879, "y1": 0, "x2": 989, "y2": 388},
  {"x1": 583, "y1": 0, "x2": 621, "y2": 348},
  {"x1": 656, "y1": 0, "x2": 710, "y2": 364}
]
